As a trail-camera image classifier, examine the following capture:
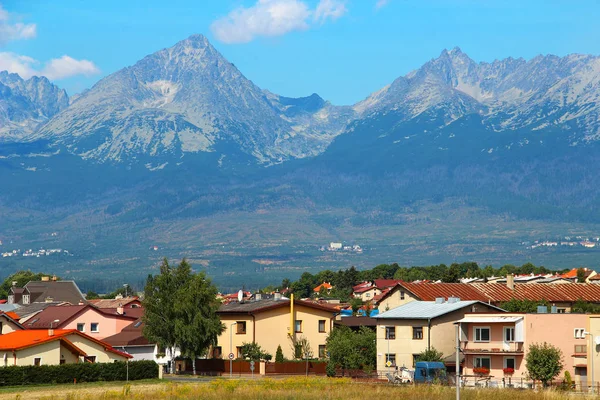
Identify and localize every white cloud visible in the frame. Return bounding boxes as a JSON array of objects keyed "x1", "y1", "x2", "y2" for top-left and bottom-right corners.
[
  {"x1": 375, "y1": 0, "x2": 390, "y2": 10},
  {"x1": 0, "y1": 4, "x2": 36, "y2": 44},
  {"x1": 0, "y1": 52, "x2": 100, "y2": 80},
  {"x1": 314, "y1": 0, "x2": 347, "y2": 23},
  {"x1": 211, "y1": 0, "x2": 347, "y2": 44}
]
